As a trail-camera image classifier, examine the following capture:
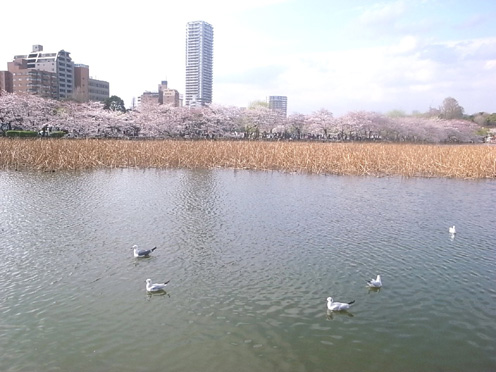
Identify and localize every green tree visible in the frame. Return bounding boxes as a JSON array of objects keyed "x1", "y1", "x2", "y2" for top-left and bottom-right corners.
[
  {"x1": 386, "y1": 109, "x2": 407, "y2": 118},
  {"x1": 248, "y1": 100, "x2": 268, "y2": 109},
  {"x1": 440, "y1": 97, "x2": 464, "y2": 120},
  {"x1": 104, "y1": 95, "x2": 126, "y2": 113},
  {"x1": 487, "y1": 113, "x2": 496, "y2": 126}
]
